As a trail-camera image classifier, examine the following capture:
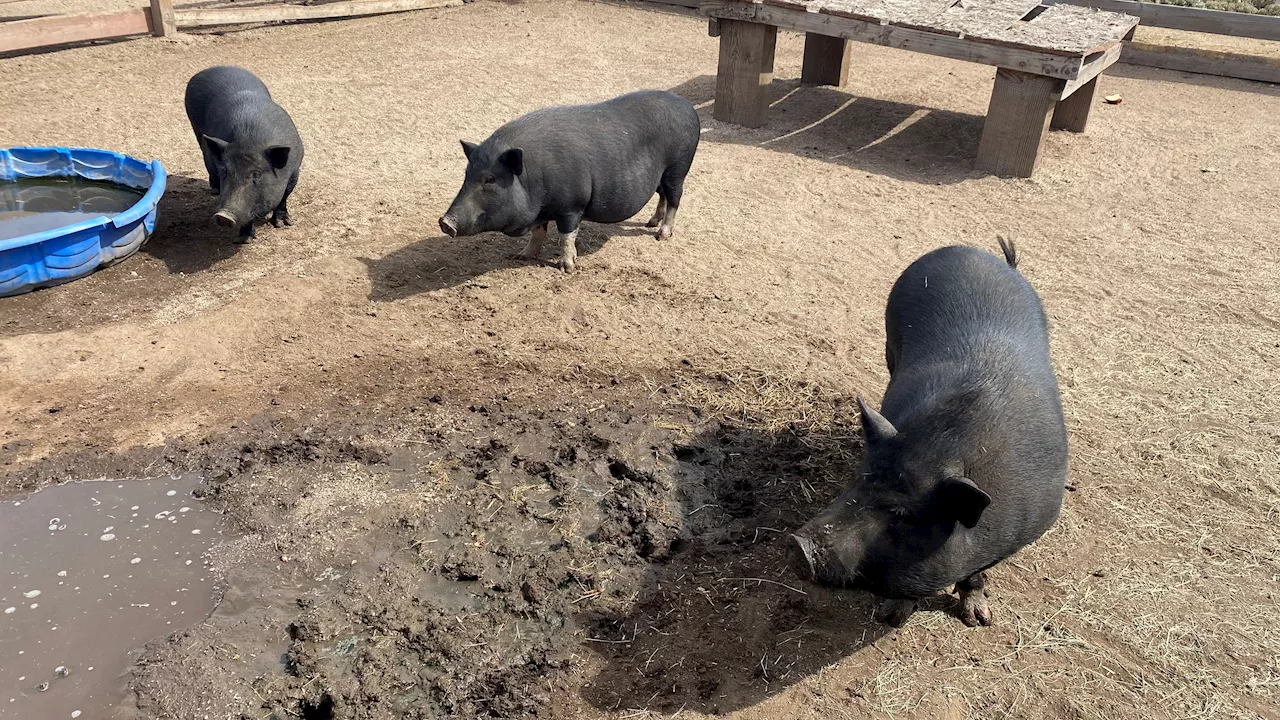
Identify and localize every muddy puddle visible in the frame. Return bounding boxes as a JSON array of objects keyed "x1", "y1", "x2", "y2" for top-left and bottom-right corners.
[
  {"x1": 0, "y1": 179, "x2": 143, "y2": 242},
  {"x1": 0, "y1": 475, "x2": 227, "y2": 720}
]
